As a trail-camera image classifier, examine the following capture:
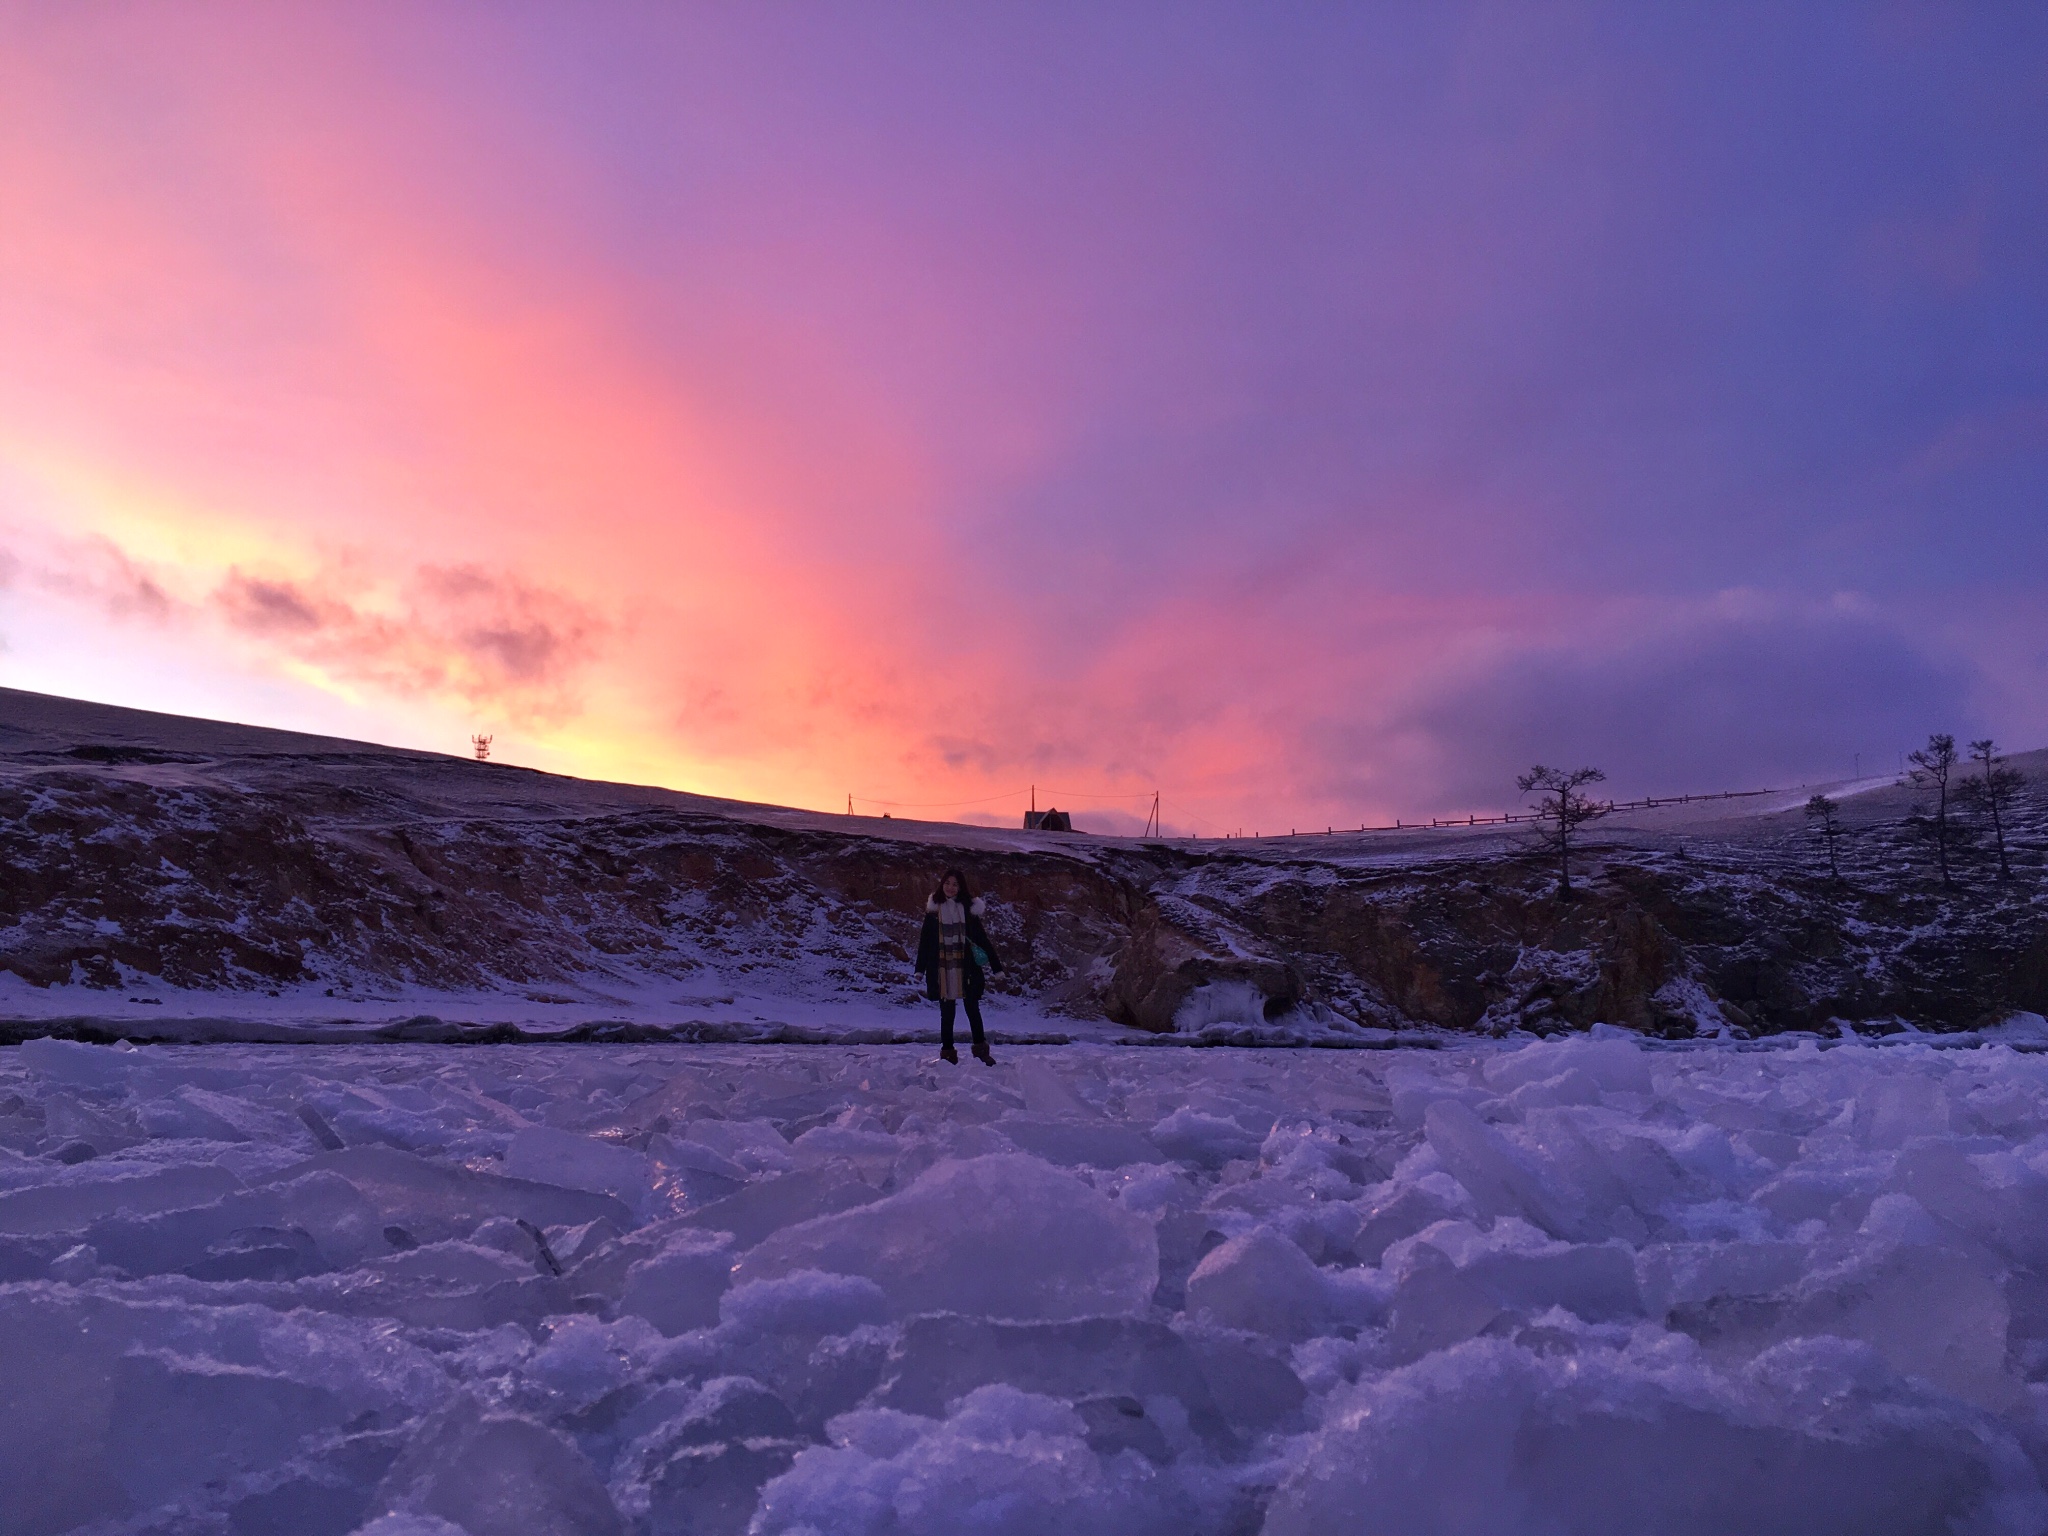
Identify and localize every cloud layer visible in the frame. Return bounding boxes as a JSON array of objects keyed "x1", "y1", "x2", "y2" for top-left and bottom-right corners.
[{"x1": 1, "y1": 6, "x2": 2044, "y2": 825}]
